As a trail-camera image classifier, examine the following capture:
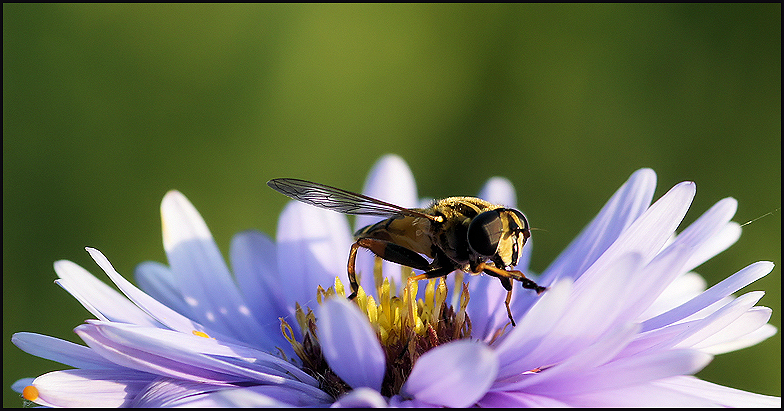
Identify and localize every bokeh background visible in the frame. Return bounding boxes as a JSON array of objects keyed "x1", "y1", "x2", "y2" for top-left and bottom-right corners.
[{"x1": 4, "y1": 4, "x2": 780, "y2": 406}]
